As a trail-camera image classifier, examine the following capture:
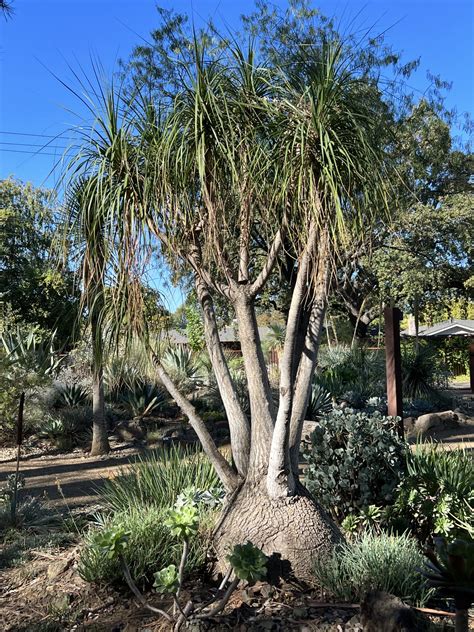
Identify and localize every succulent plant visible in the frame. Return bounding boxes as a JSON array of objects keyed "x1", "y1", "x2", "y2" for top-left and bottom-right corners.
[
  {"x1": 95, "y1": 527, "x2": 130, "y2": 560},
  {"x1": 164, "y1": 502, "x2": 199, "y2": 539},
  {"x1": 227, "y1": 541, "x2": 268, "y2": 584},
  {"x1": 153, "y1": 564, "x2": 180, "y2": 594}
]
